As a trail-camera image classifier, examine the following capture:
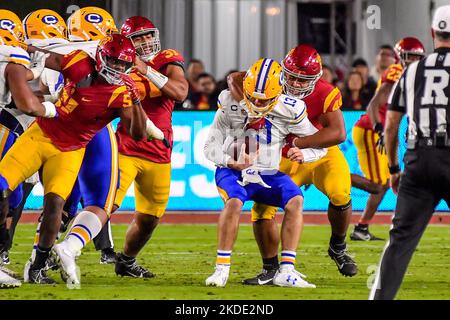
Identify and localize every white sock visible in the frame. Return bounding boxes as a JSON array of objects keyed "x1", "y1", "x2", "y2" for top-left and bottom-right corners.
[{"x1": 64, "y1": 210, "x2": 102, "y2": 252}]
